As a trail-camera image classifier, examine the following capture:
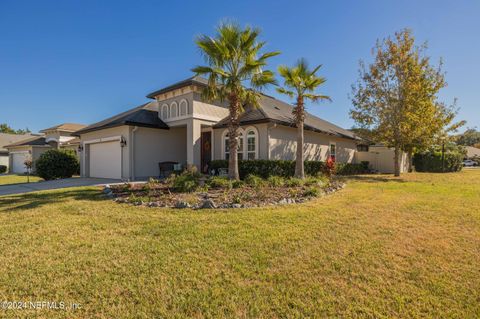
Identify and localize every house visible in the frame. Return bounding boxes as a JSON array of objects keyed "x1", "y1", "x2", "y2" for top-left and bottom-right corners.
[
  {"x1": 465, "y1": 146, "x2": 480, "y2": 159},
  {"x1": 5, "y1": 123, "x2": 86, "y2": 174},
  {"x1": 0, "y1": 132, "x2": 37, "y2": 171},
  {"x1": 355, "y1": 145, "x2": 409, "y2": 174},
  {"x1": 73, "y1": 76, "x2": 364, "y2": 180}
]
